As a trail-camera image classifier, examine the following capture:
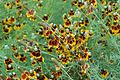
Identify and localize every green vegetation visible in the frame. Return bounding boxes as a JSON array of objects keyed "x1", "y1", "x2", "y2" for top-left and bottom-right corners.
[{"x1": 0, "y1": 0, "x2": 120, "y2": 80}]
